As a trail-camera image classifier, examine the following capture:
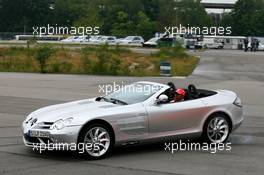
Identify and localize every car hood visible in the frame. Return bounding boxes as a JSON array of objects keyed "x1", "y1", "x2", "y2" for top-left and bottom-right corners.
[
  {"x1": 144, "y1": 41, "x2": 157, "y2": 45},
  {"x1": 27, "y1": 99, "x2": 119, "y2": 123},
  {"x1": 216, "y1": 90, "x2": 237, "y2": 98}
]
